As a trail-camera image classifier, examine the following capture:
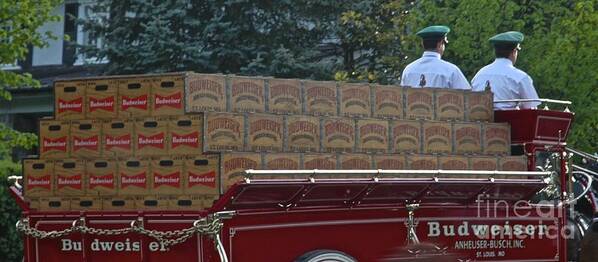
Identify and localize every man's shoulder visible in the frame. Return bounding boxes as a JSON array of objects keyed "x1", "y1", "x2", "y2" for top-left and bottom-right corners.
[{"x1": 511, "y1": 66, "x2": 532, "y2": 81}]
